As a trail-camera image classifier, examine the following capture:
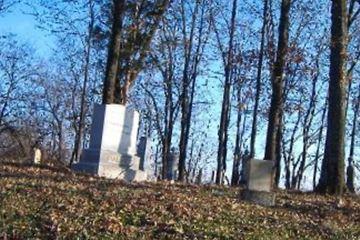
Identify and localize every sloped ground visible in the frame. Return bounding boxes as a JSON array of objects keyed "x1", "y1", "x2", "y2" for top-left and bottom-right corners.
[{"x1": 0, "y1": 163, "x2": 359, "y2": 239}]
